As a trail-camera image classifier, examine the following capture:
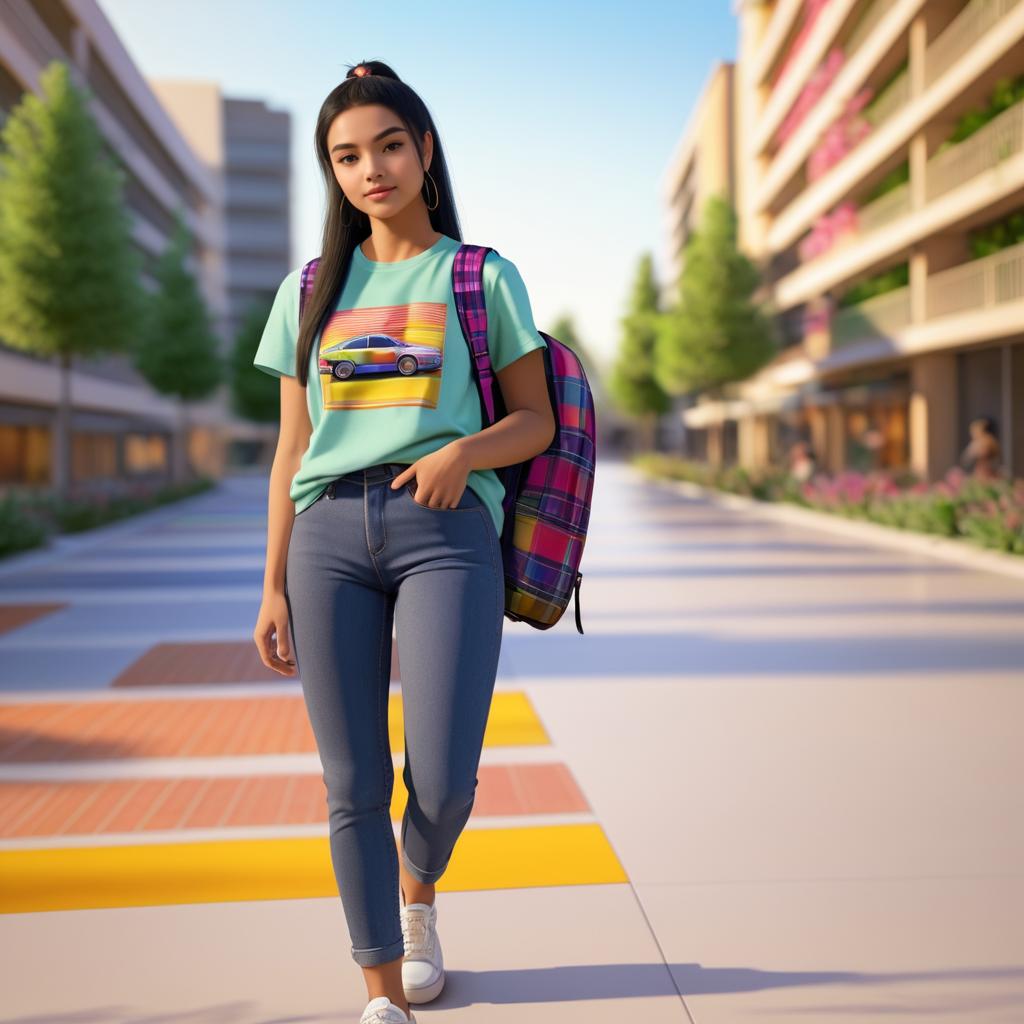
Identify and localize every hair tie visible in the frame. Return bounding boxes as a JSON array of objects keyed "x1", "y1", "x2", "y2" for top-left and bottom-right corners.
[{"x1": 352, "y1": 65, "x2": 372, "y2": 78}]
